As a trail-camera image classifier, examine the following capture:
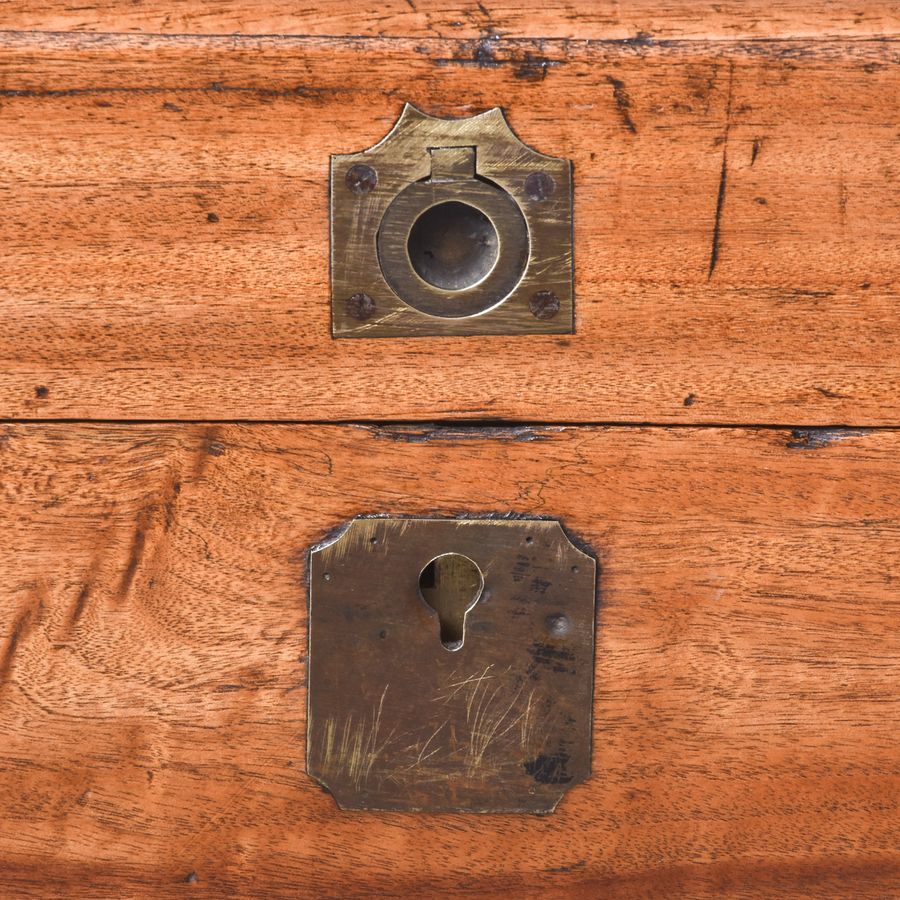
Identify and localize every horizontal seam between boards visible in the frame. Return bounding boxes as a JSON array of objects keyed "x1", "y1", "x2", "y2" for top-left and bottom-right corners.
[
  {"x1": 0, "y1": 419, "x2": 898, "y2": 431},
  {"x1": 0, "y1": 30, "x2": 898, "y2": 44}
]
